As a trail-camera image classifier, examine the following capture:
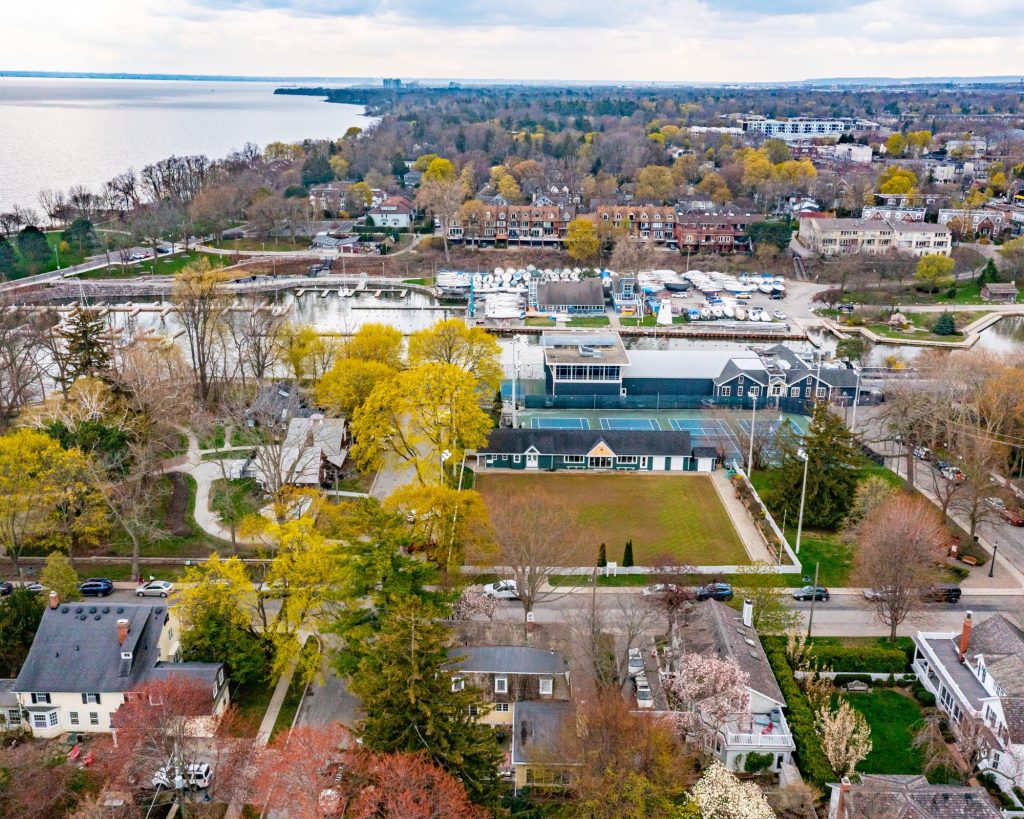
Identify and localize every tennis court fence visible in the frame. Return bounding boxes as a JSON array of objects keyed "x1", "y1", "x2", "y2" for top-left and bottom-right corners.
[{"x1": 525, "y1": 394, "x2": 813, "y2": 414}]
